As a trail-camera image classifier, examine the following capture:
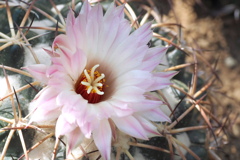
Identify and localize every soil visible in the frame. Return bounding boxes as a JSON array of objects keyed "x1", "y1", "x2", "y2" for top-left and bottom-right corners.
[{"x1": 157, "y1": 0, "x2": 240, "y2": 159}]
